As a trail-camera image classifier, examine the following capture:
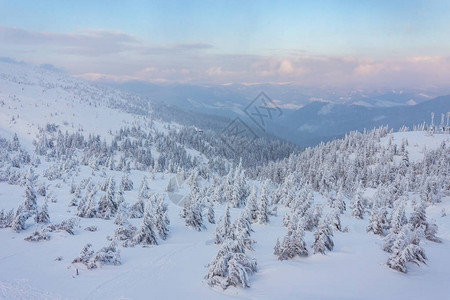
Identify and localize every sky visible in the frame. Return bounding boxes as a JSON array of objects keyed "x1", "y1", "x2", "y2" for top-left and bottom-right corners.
[{"x1": 1, "y1": 0, "x2": 450, "y2": 88}]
